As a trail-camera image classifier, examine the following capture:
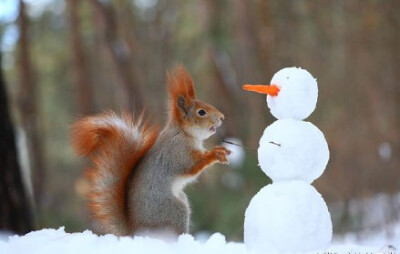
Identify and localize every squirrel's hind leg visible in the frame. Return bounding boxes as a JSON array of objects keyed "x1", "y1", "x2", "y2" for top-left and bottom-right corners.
[{"x1": 133, "y1": 197, "x2": 189, "y2": 238}]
